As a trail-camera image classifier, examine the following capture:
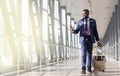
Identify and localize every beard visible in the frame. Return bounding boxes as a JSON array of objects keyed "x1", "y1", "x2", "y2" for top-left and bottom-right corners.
[{"x1": 83, "y1": 16, "x2": 89, "y2": 19}]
